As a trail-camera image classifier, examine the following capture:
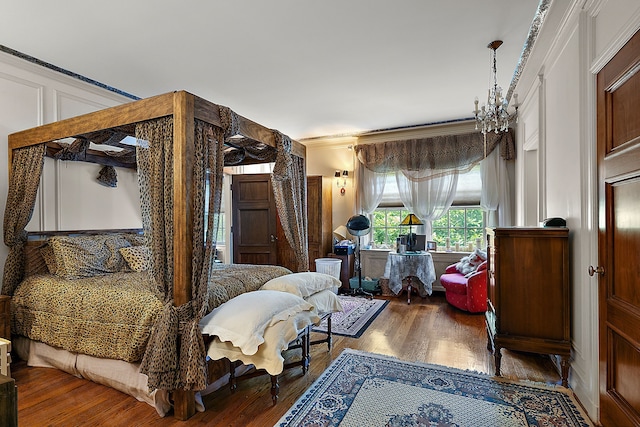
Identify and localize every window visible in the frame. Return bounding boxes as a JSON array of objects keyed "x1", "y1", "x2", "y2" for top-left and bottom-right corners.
[
  {"x1": 431, "y1": 207, "x2": 485, "y2": 249},
  {"x1": 370, "y1": 207, "x2": 413, "y2": 248},
  {"x1": 368, "y1": 165, "x2": 484, "y2": 249},
  {"x1": 370, "y1": 206, "x2": 485, "y2": 250}
]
